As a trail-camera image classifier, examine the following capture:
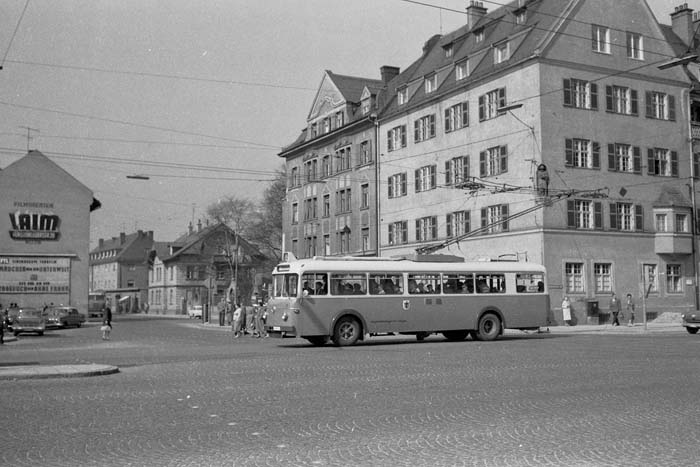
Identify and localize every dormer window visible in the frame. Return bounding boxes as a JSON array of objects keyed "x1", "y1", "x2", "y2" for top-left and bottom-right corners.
[
  {"x1": 456, "y1": 59, "x2": 470, "y2": 80},
  {"x1": 323, "y1": 118, "x2": 330, "y2": 134},
  {"x1": 494, "y1": 41, "x2": 509, "y2": 64},
  {"x1": 444, "y1": 44, "x2": 453, "y2": 58},
  {"x1": 397, "y1": 86, "x2": 408, "y2": 105},
  {"x1": 361, "y1": 99, "x2": 371, "y2": 115},
  {"x1": 425, "y1": 74, "x2": 437, "y2": 94},
  {"x1": 515, "y1": 10, "x2": 526, "y2": 24},
  {"x1": 474, "y1": 28, "x2": 484, "y2": 43},
  {"x1": 335, "y1": 111, "x2": 344, "y2": 128}
]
